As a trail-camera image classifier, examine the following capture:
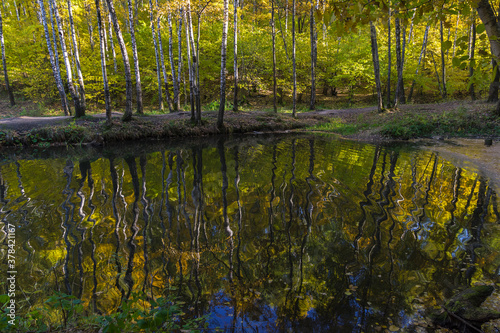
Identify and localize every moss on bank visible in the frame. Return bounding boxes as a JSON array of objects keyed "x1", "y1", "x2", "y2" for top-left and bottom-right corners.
[
  {"x1": 0, "y1": 112, "x2": 325, "y2": 148},
  {"x1": 1, "y1": 102, "x2": 499, "y2": 147}
]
